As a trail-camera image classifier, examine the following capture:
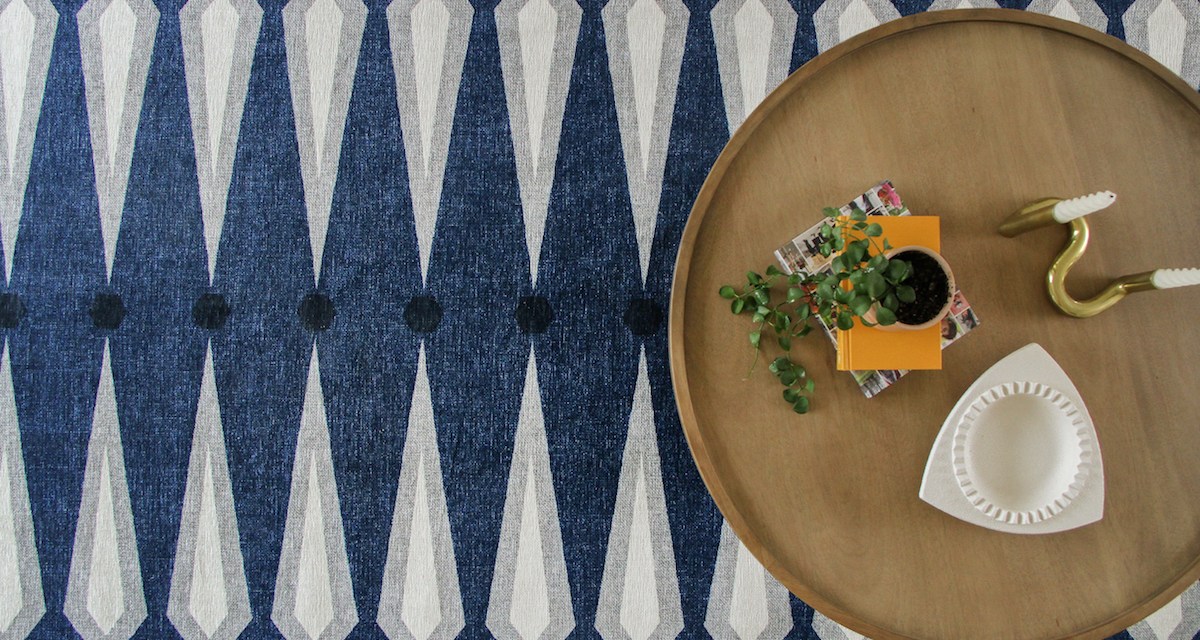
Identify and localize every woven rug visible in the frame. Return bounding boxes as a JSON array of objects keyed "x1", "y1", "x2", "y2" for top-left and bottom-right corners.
[{"x1": 0, "y1": 0, "x2": 1198, "y2": 637}]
